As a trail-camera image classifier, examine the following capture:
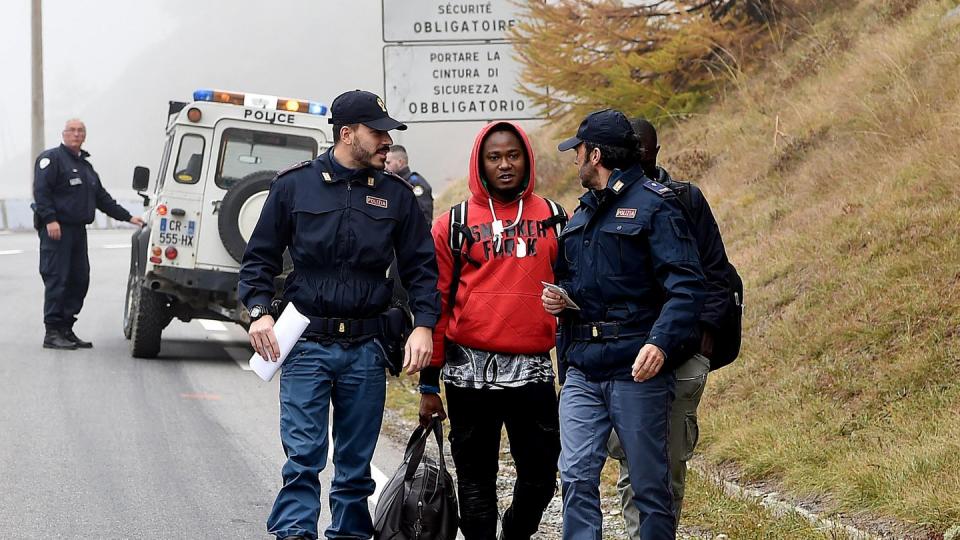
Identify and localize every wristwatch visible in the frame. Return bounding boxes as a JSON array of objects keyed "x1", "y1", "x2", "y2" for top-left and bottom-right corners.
[{"x1": 249, "y1": 304, "x2": 269, "y2": 321}]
